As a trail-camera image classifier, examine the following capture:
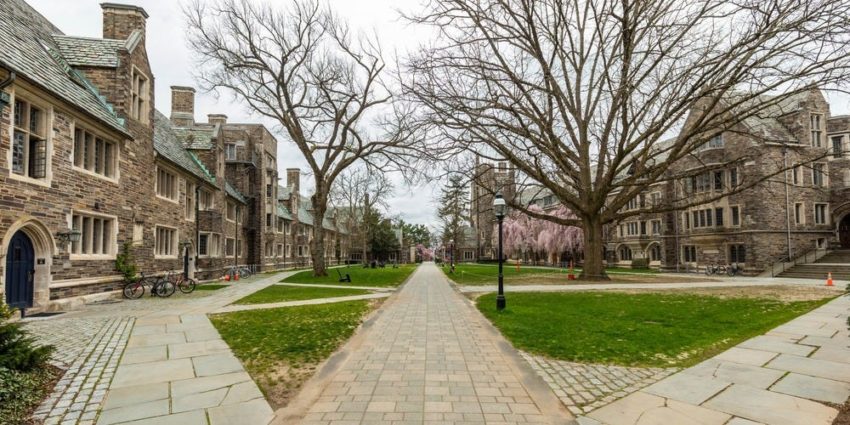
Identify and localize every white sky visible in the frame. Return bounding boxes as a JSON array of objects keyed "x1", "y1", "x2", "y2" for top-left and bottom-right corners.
[
  {"x1": 28, "y1": 0, "x2": 444, "y2": 228},
  {"x1": 26, "y1": 0, "x2": 850, "y2": 230}
]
